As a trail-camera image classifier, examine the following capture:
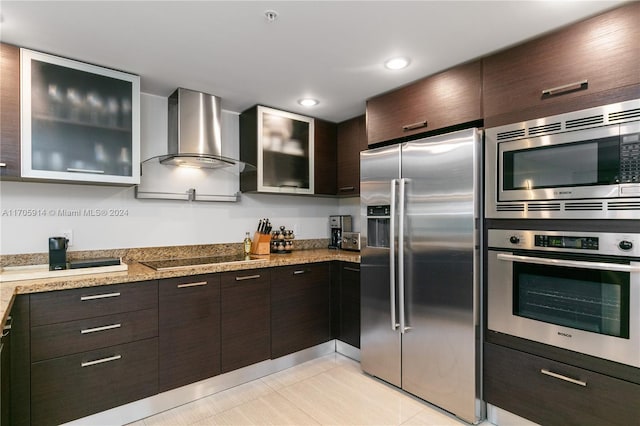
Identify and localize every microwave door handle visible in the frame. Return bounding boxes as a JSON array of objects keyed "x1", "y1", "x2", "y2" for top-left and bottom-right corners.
[
  {"x1": 389, "y1": 179, "x2": 399, "y2": 331},
  {"x1": 497, "y1": 253, "x2": 640, "y2": 272}
]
